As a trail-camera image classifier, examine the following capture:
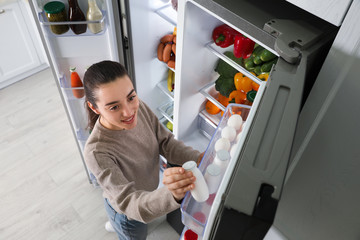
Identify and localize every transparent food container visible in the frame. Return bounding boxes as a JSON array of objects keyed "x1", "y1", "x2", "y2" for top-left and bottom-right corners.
[{"x1": 181, "y1": 103, "x2": 251, "y2": 235}]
